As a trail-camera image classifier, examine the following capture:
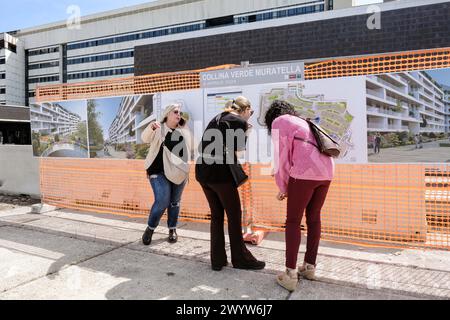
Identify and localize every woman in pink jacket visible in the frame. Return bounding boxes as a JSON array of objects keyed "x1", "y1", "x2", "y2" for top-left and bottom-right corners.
[{"x1": 264, "y1": 100, "x2": 335, "y2": 292}]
